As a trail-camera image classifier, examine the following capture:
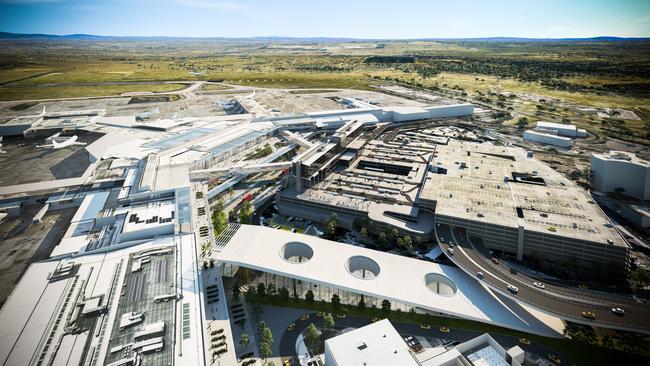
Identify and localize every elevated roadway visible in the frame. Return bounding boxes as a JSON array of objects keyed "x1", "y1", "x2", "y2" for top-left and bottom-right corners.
[{"x1": 436, "y1": 223, "x2": 650, "y2": 334}]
